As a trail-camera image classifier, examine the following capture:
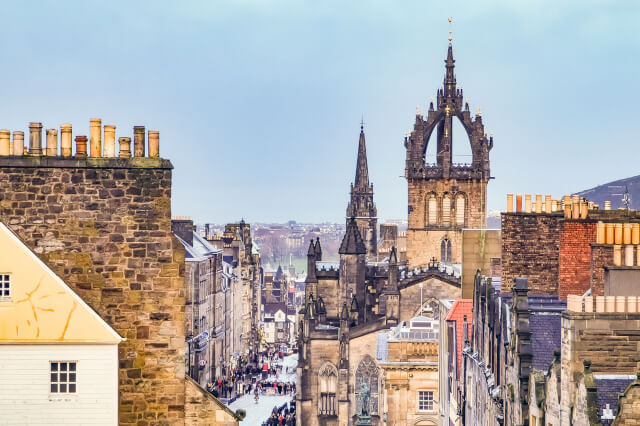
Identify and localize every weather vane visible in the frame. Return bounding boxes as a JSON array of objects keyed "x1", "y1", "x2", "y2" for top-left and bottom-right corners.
[{"x1": 448, "y1": 17, "x2": 453, "y2": 42}]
